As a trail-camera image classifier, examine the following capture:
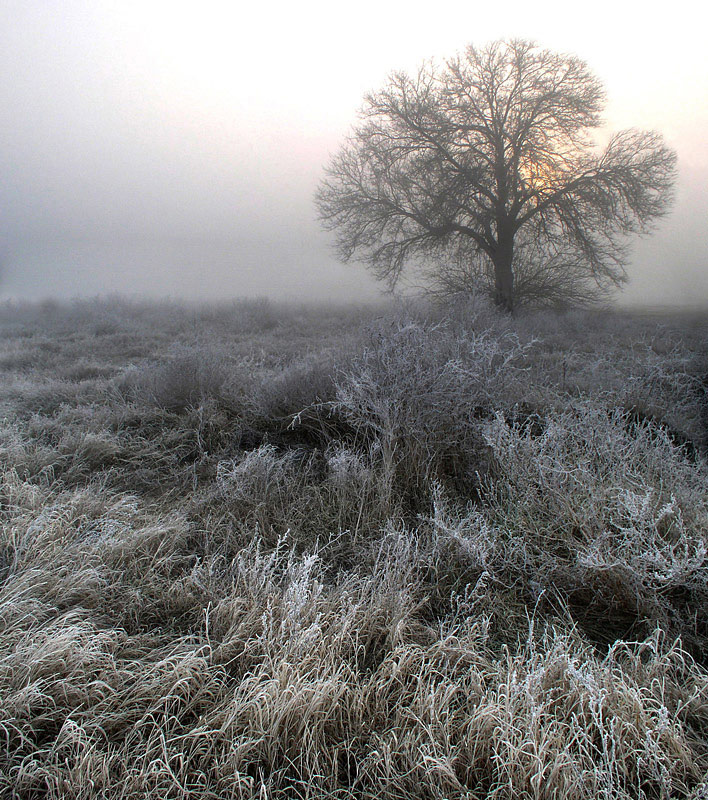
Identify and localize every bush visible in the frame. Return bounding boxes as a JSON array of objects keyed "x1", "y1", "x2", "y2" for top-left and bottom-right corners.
[
  {"x1": 331, "y1": 317, "x2": 536, "y2": 506},
  {"x1": 119, "y1": 347, "x2": 234, "y2": 412},
  {"x1": 480, "y1": 404, "x2": 708, "y2": 644}
]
